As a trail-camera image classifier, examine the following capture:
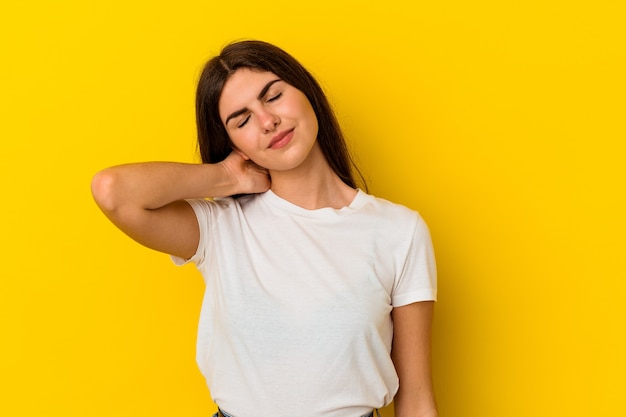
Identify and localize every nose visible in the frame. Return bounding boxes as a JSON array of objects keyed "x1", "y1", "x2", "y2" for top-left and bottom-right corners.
[{"x1": 258, "y1": 109, "x2": 280, "y2": 132}]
